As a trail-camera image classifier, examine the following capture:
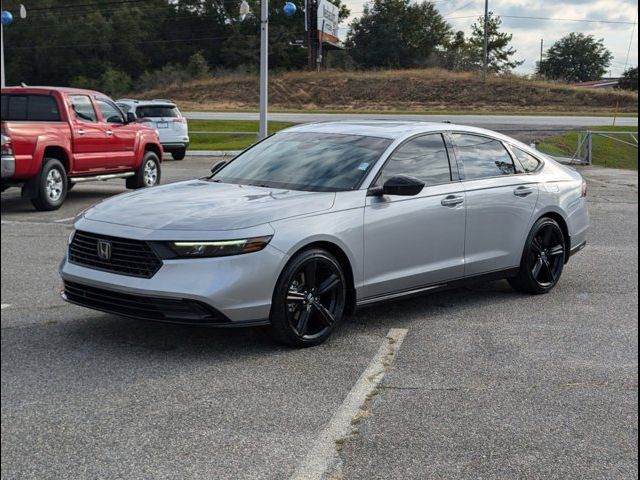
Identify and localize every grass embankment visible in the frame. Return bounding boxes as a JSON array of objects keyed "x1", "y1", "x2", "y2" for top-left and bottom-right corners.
[
  {"x1": 188, "y1": 120, "x2": 294, "y2": 150},
  {"x1": 138, "y1": 69, "x2": 638, "y2": 114},
  {"x1": 537, "y1": 126, "x2": 638, "y2": 170}
]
